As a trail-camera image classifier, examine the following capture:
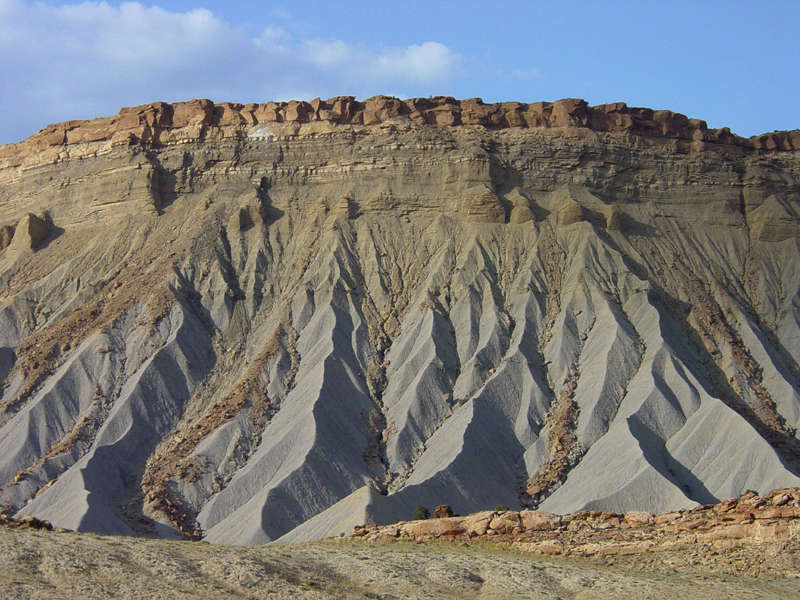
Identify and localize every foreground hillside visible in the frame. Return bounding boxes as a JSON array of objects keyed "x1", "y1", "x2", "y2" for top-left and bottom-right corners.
[
  {"x1": 2, "y1": 527, "x2": 799, "y2": 599},
  {"x1": 5, "y1": 489, "x2": 800, "y2": 598},
  {"x1": 1, "y1": 96, "x2": 800, "y2": 544}
]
